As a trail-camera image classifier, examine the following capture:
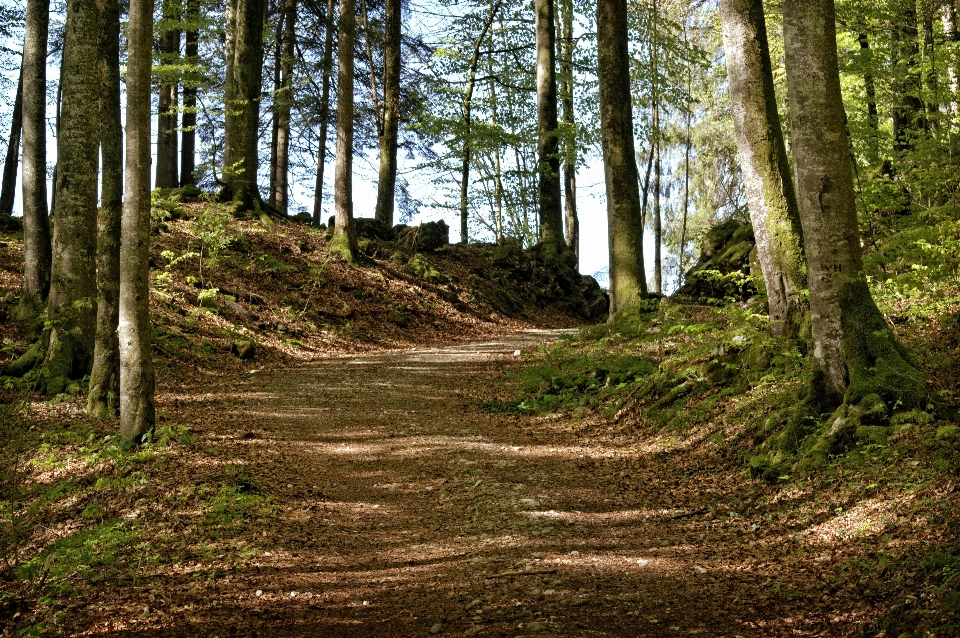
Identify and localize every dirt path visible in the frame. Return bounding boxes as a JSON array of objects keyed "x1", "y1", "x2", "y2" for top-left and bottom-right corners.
[{"x1": 114, "y1": 330, "x2": 834, "y2": 637}]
